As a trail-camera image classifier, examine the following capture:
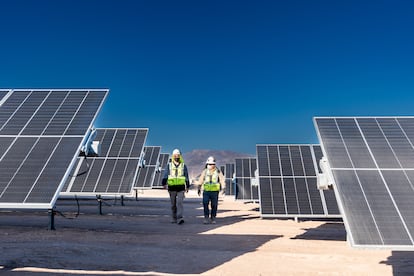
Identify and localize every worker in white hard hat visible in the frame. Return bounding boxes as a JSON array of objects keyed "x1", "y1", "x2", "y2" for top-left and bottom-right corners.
[
  {"x1": 197, "y1": 156, "x2": 226, "y2": 224},
  {"x1": 162, "y1": 148, "x2": 190, "y2": 225}
]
